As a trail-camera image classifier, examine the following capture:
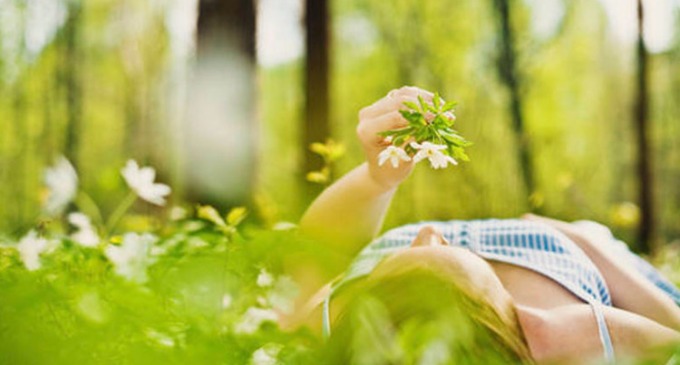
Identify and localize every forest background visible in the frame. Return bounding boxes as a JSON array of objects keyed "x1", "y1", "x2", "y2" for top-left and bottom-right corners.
[{"x1": 1, "y1": 0, "x2": 679, "y2": 254}]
